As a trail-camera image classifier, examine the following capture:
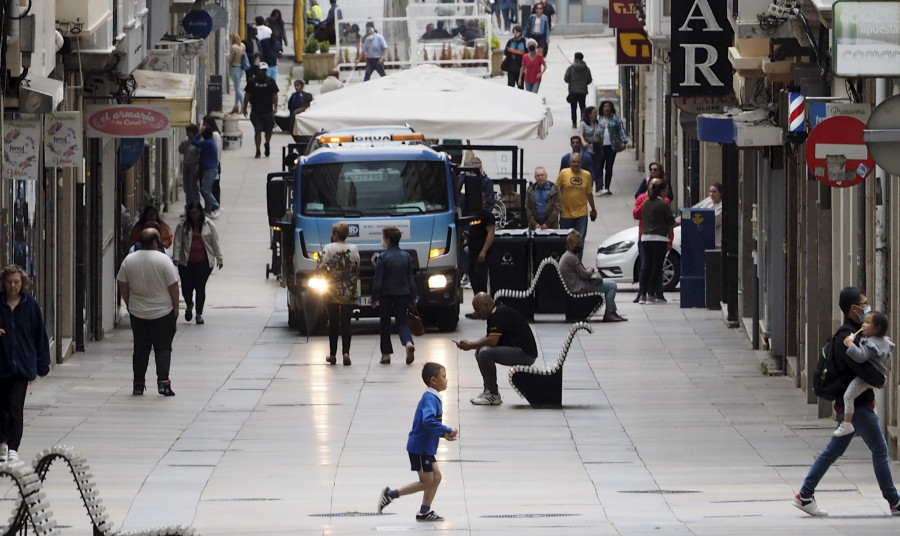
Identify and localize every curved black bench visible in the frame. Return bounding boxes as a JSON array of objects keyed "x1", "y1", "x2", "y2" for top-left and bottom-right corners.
[
  {"x1": 508, "y1": 322, "x2": 594, "y2": 407},
  {"x1": 494, "y1": 257, "x2": 605, "y2": 322},
  {"x1": 1, "y1": 445, "x2": 197, "y2": 536}
]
